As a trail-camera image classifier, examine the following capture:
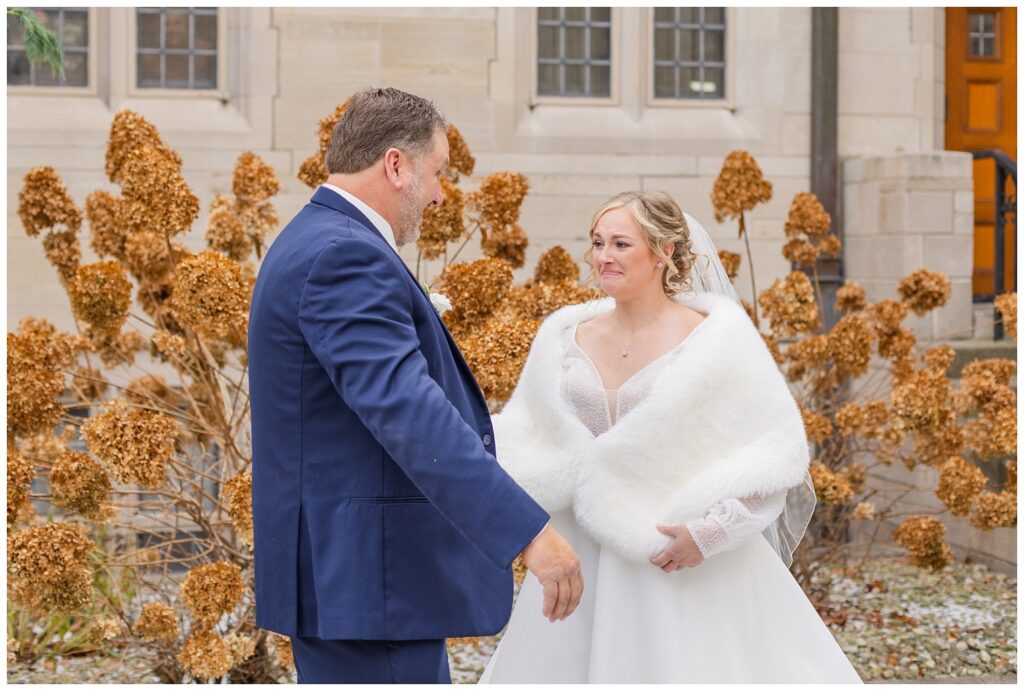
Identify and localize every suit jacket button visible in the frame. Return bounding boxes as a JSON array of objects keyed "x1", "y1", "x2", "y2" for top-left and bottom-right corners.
[{"x1": 483, "y1": 434, "x2": 492, "y2": 446}]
